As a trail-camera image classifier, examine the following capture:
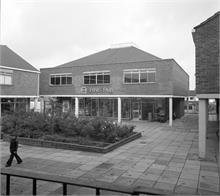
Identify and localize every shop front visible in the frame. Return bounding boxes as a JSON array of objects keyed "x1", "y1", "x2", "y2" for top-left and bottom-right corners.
[
  {"x1": 0, "y1": 98, "x2": 30, "y2": 114},
  {"x1": 44, "y1": 97, "x2": 170, "y2": 122}
]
